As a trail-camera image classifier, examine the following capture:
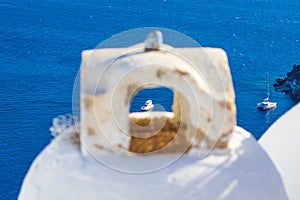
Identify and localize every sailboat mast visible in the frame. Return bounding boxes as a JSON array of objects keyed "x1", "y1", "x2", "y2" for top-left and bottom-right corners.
[{"x1": 267, "y1": 72, "x2": 270, "y2": 98}]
